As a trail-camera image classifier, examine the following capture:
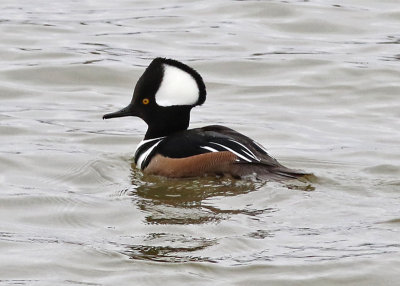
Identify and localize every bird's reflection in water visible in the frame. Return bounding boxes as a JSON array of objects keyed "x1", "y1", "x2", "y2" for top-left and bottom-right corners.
[
  {"x1": 122, "y1": 232, "x2": 218, "y2": 263},
  {"x1": 128, "y1": 166, "x2": 267, "y2": 225},
  {"x1": 120, "y1": 164, "x2": 313, "y2": 263}
]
